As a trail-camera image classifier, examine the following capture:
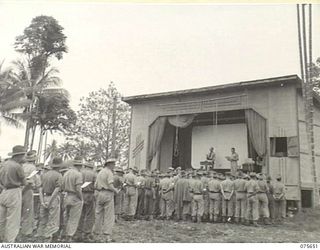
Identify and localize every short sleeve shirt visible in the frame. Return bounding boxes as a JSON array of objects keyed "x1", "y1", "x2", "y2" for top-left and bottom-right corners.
[
  {"x1": 234, "y1": 178, "x2": 247, "y2": 192},
  {"x1": 81, "y1": 168, "x2": 96, "y2": 192},
  {"x1": 41, "y1": 170, "x2": 62, "y2": 194},
  {"x1": 244, "y1": 179, "x2": 259, "y2": 193},
  {"x1": 220, "y1": 179, "x2": 234, "y2": 192},
  {"x1": 190, "y1": 179, "x2": 204, "y2": 194},
  {"x1": 257, "y1": 180, "x2": 269, "y2": 193},
  {"x1": 95, "y1": 168, "x2": 114, "y2": 191},
  {"x1": 124, "y1": 172, "x2": 137, "y2": 186},
  {"x1": 0, "y1": 159, "x2": 25, "y2": 188},
  {"x1": 208, "y1": 179, "x2": 221, "y2": 192},
  {"x1": 62, "y1": 167, "x2": 83, "y2": 193}
]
